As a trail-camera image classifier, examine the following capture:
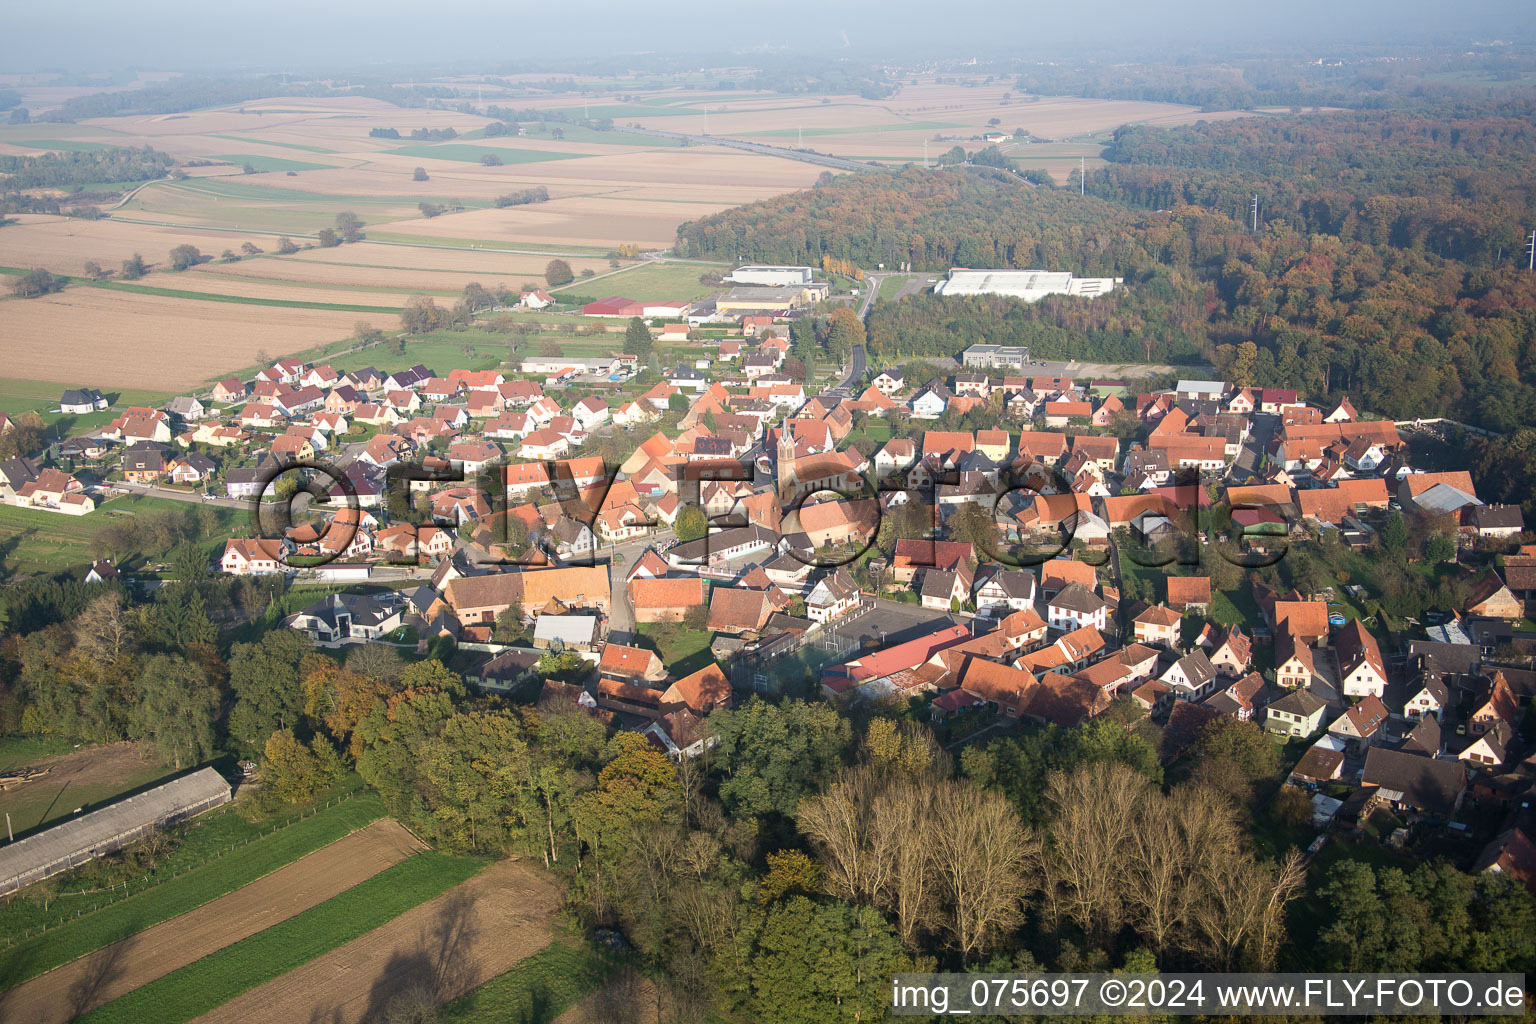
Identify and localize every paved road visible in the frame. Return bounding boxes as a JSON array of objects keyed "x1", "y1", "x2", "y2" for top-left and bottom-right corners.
[
  {"x1": 857, "y1": 275, "x2": 885, "y2": 319},
  {"x1": 602, "y1": 531, "x2": 676, "y2": 644},
  {"x1": 1233, "y1": 411, "x2": 1278, "y2": 483},
  {"x1": 113, "y1": 481, "x2": 248, "y2": 510}
]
